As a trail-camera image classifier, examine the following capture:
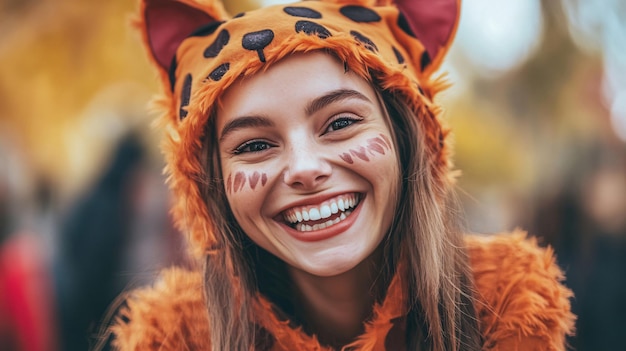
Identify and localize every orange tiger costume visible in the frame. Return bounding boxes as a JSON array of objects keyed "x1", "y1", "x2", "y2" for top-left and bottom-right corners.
[{"x1": 110, "y1": 0, "x2": 575, "y2": 349}]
